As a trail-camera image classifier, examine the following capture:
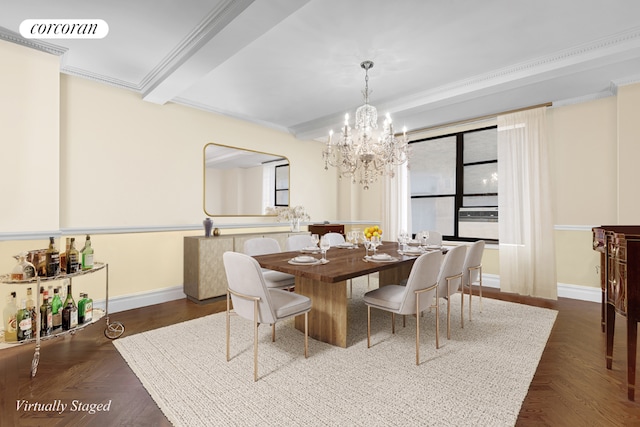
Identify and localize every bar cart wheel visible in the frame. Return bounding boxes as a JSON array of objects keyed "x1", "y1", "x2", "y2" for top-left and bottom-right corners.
[{"x1": 104, "y1": 321, "x2": 125, "y2": 339}]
